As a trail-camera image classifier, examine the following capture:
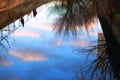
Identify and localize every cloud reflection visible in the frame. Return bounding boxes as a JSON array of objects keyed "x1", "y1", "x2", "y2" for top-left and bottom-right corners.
[
  {"x1": 0, "y1": 59, "x2": 11, "y2": 67},
  {"x1": 27, "y1": 19, "x2": 54, "y2": 31},
  {"x1": 49, "y1": 40, "x2": 62, "y2": 47},
  {"x1": 54, "y1": 40, "x2": 62, "y2": 46},
  {"x1": 69, "y1": 40, "x2": 90, "y2": 47},
  {"x1": 12, "y1": 30, "x2": 41, "y2": 38},
  {"x1": 9, "y1": 50, "x2": 47, "y2": 61}
]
